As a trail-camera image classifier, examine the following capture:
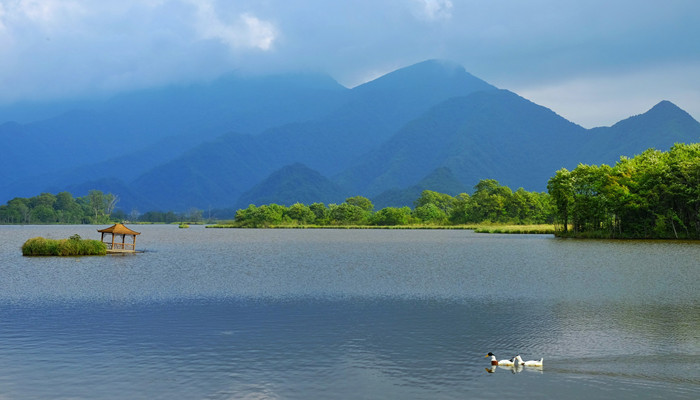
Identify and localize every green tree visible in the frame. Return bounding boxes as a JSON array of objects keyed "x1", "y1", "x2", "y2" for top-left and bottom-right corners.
[
  {"x1": 329, "y1": 203, "x2": 367, "y2": 225},
  {"x1": 449, "y1": 193, "x2": 473, "y2": 224},
  {"x1": 413, "y1": 203, "x2": 448, "y2": 224},
  {"x1": 372, "y1": 207, "x2": 412, "y2": 226},
  {"x1": 547, "y1": 168, "x2": 573, "y2": 232},
  {"x1": 345, "y1": 196, "x2": 374, "y2": 212},
  {"x1": 287, "y1": 203, "x2": 316, "y2": 224},
  {"x1": 470, "y1": 179, "x2": 512, "y2": 222},
  {"x1": 309, "y1": 203, "x2": 329, "y2": 223},
  {"x1": 414, "y1": 190, "x2": 455, "y2": 215}
]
